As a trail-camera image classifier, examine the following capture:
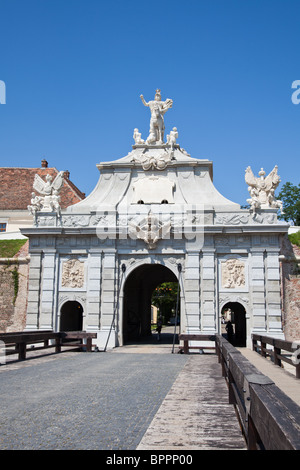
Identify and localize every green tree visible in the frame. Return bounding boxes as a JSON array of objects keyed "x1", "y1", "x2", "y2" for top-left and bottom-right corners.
[
  {"x1": 278, "y1": 182, "x2": 300, "y2": 226},
  {"x1": 151, "y1": 282, "x2": 179, "y2": 324}
]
